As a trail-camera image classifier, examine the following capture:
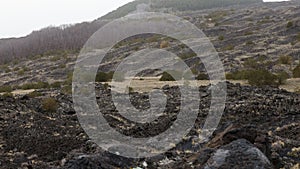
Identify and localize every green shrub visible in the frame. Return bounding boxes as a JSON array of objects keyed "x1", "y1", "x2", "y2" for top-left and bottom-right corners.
[
  {"x1": 247, "y1": 69, "x2": 278, "y2": 87},
  {"x1": 243, "y1": 58, "x2": 260, "y2": 69},
  {"x1": 95, "y1": 71, "x2": 125, "y2": 82},
  {"x1": 226, "y1": 70, "x2": 250, "y2": 80},
  {"x1": 103, "y1": 83, "x2": 109, "y2": 90},
  {"x1": 31, "y1": 54, "x2": 42, "y2": 60},
  {"x1": 293, "y1": 64, "x2": 300, "y2": 78},
  {"x1": 278, "y1": 56, "x2": 292, "y2": 65},
  {"x1": 51, "y1": 82, "x2": 62, "y2": 88},
  {"x1": 64, "y1": 72, "x2": 73, "y2": 85},
  {"x1": 179, "y1": 52, "x2": 197, "y2": 60},
  {"x1": 59, "y1": 64, "x2": 66, "y2": 69},
  {"x1": 27, "y1": 91, "x2": 42, "y2": 98},
  {"x1": 287, "y1": 21, "x2": 293, "y2": 28},
  {"x1": 12, "y1": 60, "x2": 19, "y2": 65},
  {"x1": 22, "y1": 66, "x2": 30, "y2": 72},
  {"x1": 0, "y1": 85, "x2": 13, "y2": 93},
  {"x1": 96, "y1": 72, "x2": 110, "y2": 82},
  {"x1": 13, "y1": 67, "x2": 20, "y2": 71},
  {"x1": 222, "y1": 45, "x2": 234, "y2": 51},
  {"x1": 246, "y1": 41, "x2": 254, "y2": 45},
  {"x1": 159, "y1": 70, "x2": 183, "y2": 81},
  {"x1": 3, "y1": 66, "x2": 11, "y2": 73},
  {"x1": 196, "y1": 73, "x2": 209, "y2": 80},
  {"x1": 244, "y1": 31, "x2": 253, "y2": 36},
  {"x1": 42, "y1": 97, "x2": 58, "y2": 112},
  {"x1": 20, "y1": 81, "x2": 50, "y2": 90},
  {"x1": 128, "y1": 86, "x2": 134, "y2": 93},
  {"x1": 276, "y1": 71, "x2": 290, "y2": 85},
  {"x1": 62, "y1": 85, "x2": 72, "y2": 95},
  {"x1": 17, "y1": 70, "x2": 25, "y2": 76},
  {"x1": 160, "y1": 72, "x2": 176, "y2": 81},
  {"x1": 218, "y1": 35, "x2": 224, "y2": 41},
  {"x1": 297, "y1": 32, "x2": 300, "y2": 41}
]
